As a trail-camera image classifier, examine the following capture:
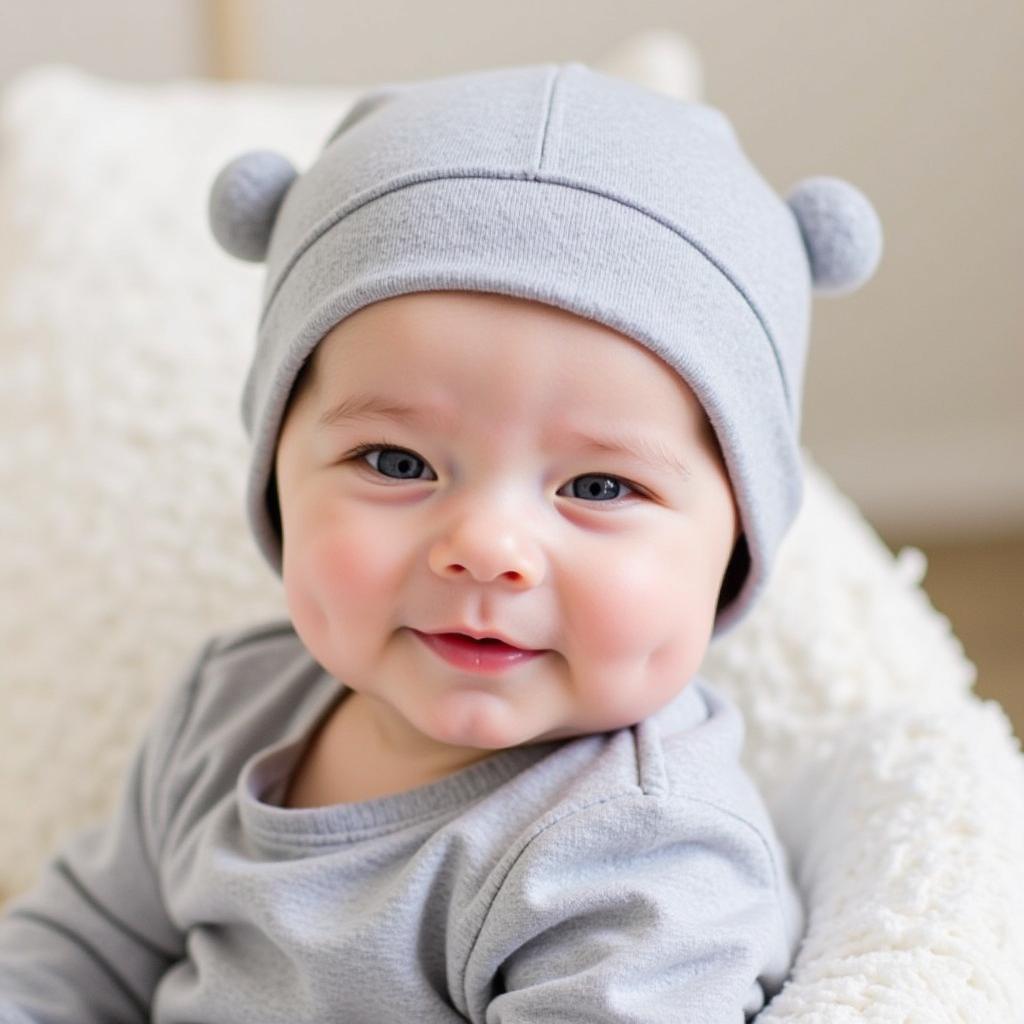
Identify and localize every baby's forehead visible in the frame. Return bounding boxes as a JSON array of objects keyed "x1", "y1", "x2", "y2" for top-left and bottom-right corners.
[
  {"x1": 315, "y1": 292, "x2": 679, "y2": 383},
  {"x1": 298, "y1": 293, "x2": 719, "y2": 459}
]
